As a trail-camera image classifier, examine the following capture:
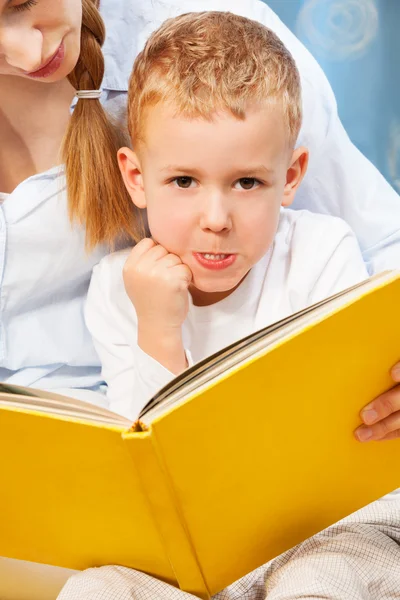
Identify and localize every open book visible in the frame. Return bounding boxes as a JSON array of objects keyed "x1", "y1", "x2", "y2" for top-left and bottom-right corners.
[{"x1": 1, "y1": 271, "x2": 400, "y2": 599}]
